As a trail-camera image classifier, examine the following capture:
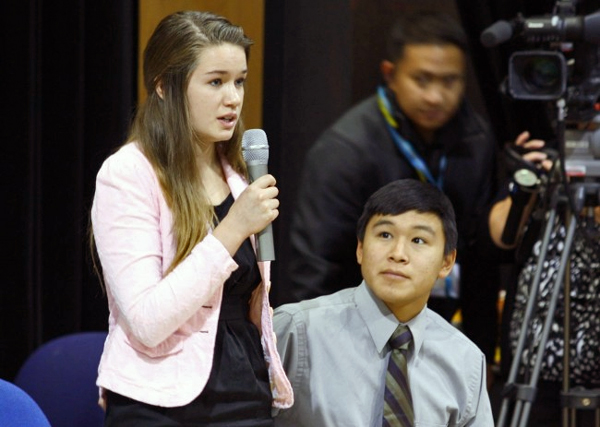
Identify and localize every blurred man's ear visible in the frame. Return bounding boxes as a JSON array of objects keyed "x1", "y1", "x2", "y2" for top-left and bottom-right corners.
[
  {"x1": 380, "y1": 60, "x2": 395, "y2": 84},
  {"x1": 438, "y1": 249, "x2": 457, "y2": 279}
]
